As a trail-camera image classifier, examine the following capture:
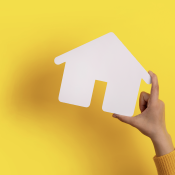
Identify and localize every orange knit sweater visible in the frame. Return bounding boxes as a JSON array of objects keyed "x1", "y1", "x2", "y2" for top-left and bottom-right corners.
[{"x1": 154, "y1": 149, "x2": 175, "y2": 175}]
